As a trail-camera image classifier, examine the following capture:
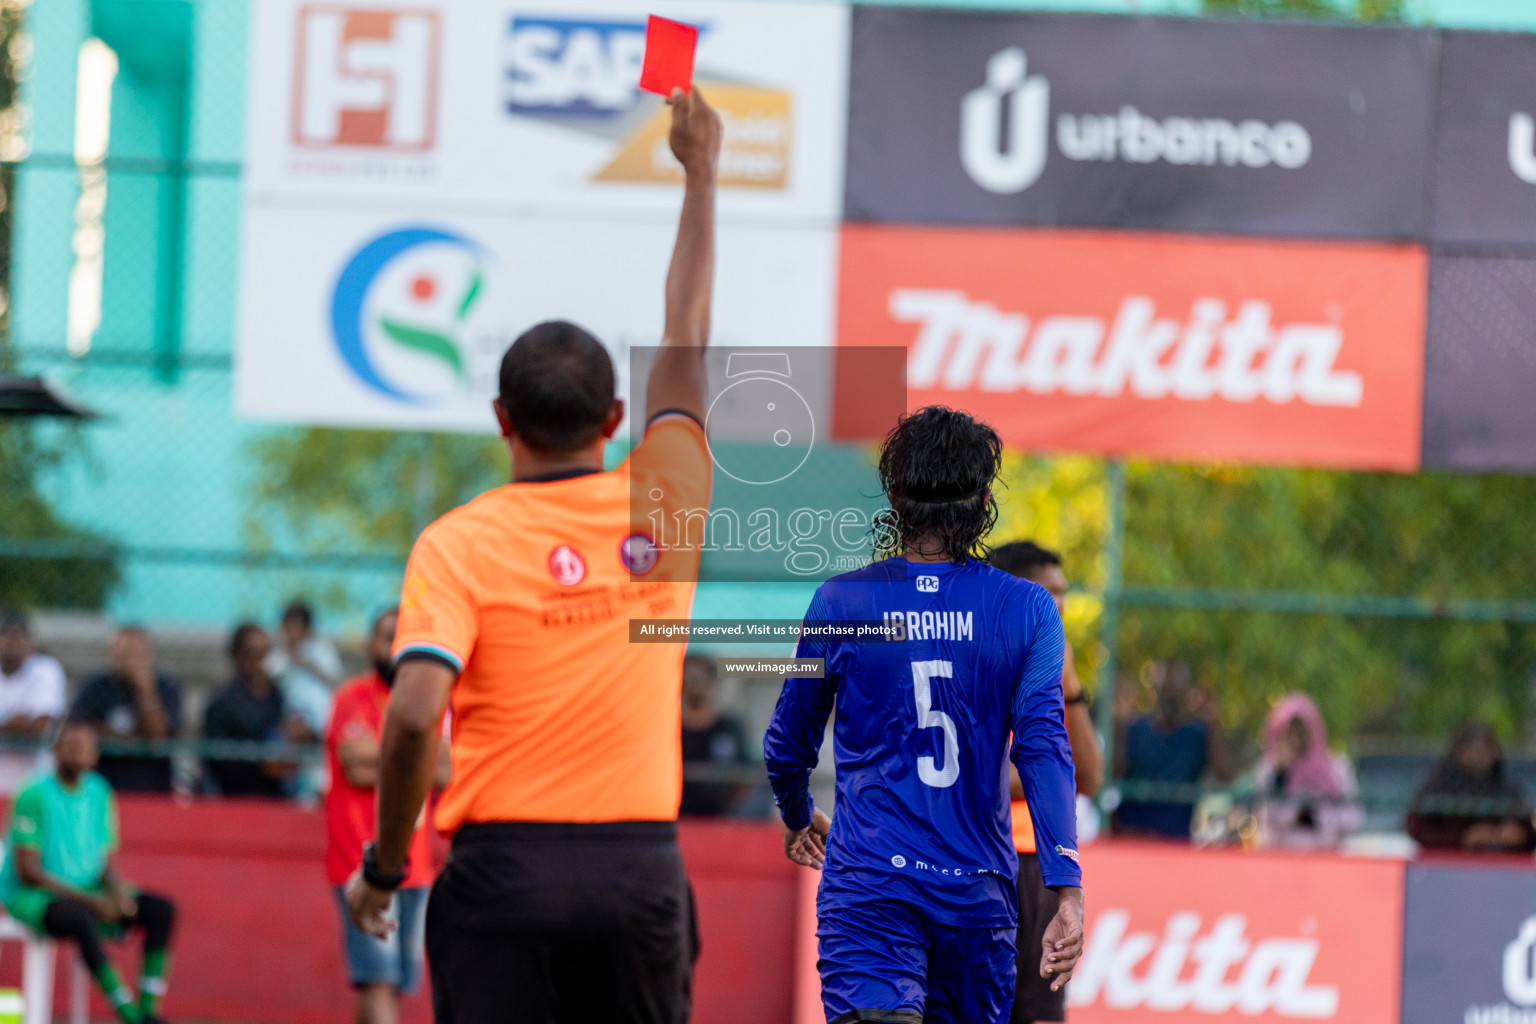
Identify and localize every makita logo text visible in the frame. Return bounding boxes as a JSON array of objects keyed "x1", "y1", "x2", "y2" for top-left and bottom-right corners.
[
  {"x1": 961, "y1": 47, "x2": 1312, "y2": 195},
  {"x1": 893, "y1": 289, "x2": 1363, "y2": 408},
  {"x1": 1069, "y1": 911, "x2": 1340, "y2": 1018}
]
